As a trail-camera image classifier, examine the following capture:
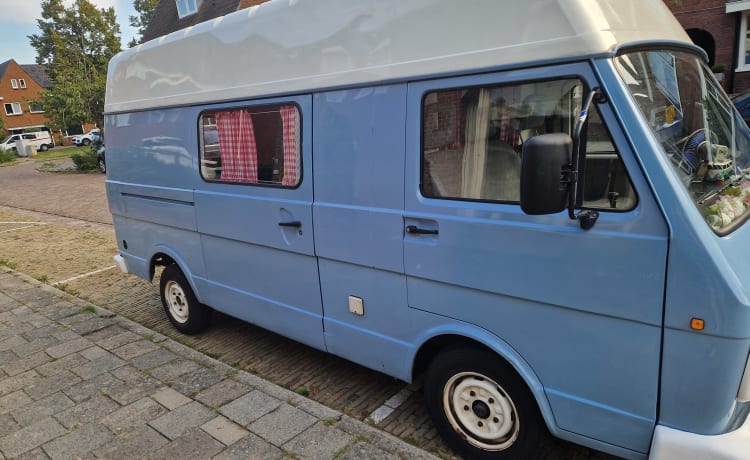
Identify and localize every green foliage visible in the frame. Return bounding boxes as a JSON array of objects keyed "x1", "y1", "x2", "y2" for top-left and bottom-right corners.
[
  {"x1": 0, "y1": 150, "x2": 16, "y2": 164},
  {"x1": 0, "y1": 259, "x2": 17, "y2": 270},
  {"x1": 128, "y1": 0, "x2": 159, "y2": 47},
  {"x1": 71, "y1": 150, "x2": 98, "y2": 171},
  {"x1": 28, "y1": 0, "x2": 122, "y2": 131}
]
